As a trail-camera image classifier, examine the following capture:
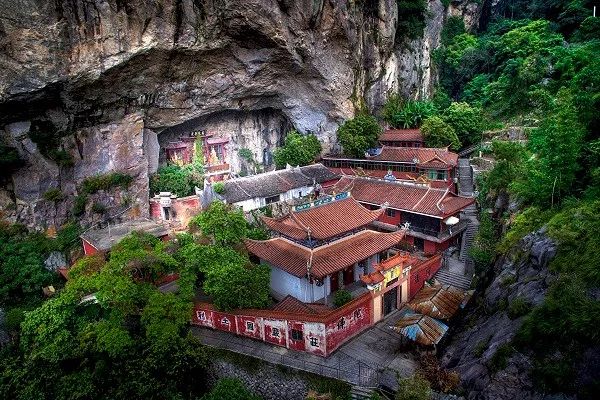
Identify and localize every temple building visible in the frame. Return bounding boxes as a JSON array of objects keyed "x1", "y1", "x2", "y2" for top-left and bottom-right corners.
[
  {"x1": 322, "y1": 146, "x2": 458, "y2": 190},
  {"x1": 379, "y1": 129, "x2": 424, "y2": 148},
  {"x1": 245, "y1": 193, "x2": 407, "y2": 303},
  {"x1": 163, "y1": 131, "x2": 231, "y2": 181},
  {"x1": 205, "y1": 163, "x2": 339, "y2": 212},
  {"x1": 328, "y1": 176, "x2": 475, "y2": 255}
]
